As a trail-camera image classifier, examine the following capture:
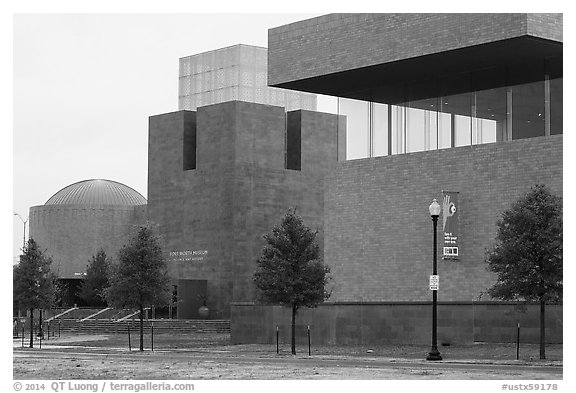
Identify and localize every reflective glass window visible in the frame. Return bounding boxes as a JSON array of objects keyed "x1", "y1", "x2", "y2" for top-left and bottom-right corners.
[
  {"x1": 391, "y1": 105, "x2": 406, "y2": 155},
  {"x1": 372, "y1": 103, "x2": 389, "y2": 157},
  {"x1": 550, "y1": 78, "x2": 563, "y2": 135},
  {"x1": 406, "y1": 107, "x2": 426, "y2": 153},
  {"x1": 405, "y1": 107, "x2": 434, "y2": 153},
  {"x1": 454, "y1": 115, "x2": 472, "y2": 147},
  {"x1": 473, "y1": 87, "x2": 505, "y2": 144},
  {"x1": 511, "y1": 81, "x2": 545, "y2": 139},
  {"x1": 437, "y1": 101, "x2": 454, "y2": 149},
  {"x1": 336, "y1": 57, "x2": 560, "y2": 161},
  {"x1": 441, "y1": 92, "x2": 471, "y2": 147},
  {"x1": 339, "y1": 97, "x2": 370, "y2": 159},
  {"x1": 407, "y1": 97, "x2": 439, "y2": 152}
]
